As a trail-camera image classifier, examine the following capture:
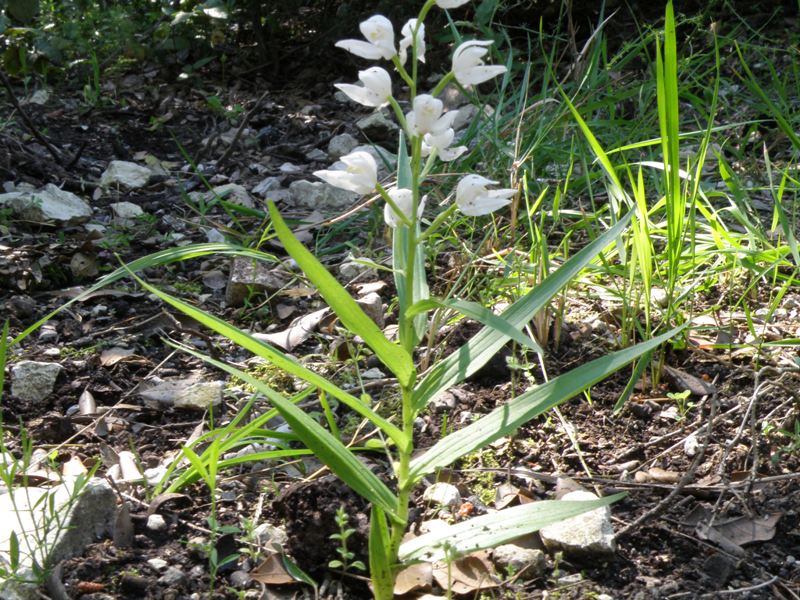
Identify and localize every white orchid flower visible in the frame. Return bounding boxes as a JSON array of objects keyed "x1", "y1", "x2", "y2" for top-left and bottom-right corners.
[
  {"x1": 335, "y1": 15, "x2": 397, "y2": 61},
  {"x1": 436, "y1": 0, "x2": 471, "y2": 7},
  {"x1": 314, "y1": 151, "x2": 377, "y2": 195},
  {"x1": 405, "y1": 95, "x2": 460, "y2": 137},
  {"x1": 452, "y1": 40, "x2": 507, "y2": 86},
  {"x1": 384, "y1": 188, "x2": 427, "y2": 228},
  {"x1": 399, "y1": 19, "x2": 425, "y2": 66},
  {"x1": 421, "y1": 127, "x2": 468, "y2": 162},
  {"x1": 334, "y1": 67, "x2": 392, "y2": 107},
  {"x1": 455, "y1": 174, "x2": 515, "y2": 216}
]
